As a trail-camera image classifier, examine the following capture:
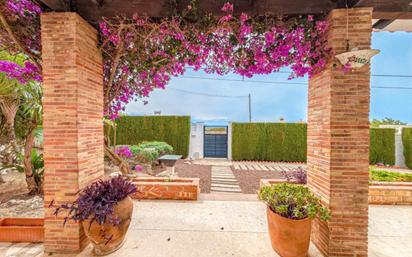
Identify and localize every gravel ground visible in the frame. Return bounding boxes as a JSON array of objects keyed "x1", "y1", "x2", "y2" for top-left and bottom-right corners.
[
  {"x1": 0, "y1": 194, "x2": 44, "y2": 218},
  {"x1": 232, "y1": 168, "x2": 284, "y2": 194},
  {"x1": 175, "y1": 160, "x2": 212, "y2": 193}
]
